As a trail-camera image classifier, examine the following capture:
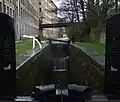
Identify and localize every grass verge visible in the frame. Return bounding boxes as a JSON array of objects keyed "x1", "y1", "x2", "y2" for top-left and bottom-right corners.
[
  {"x1": 16, "y1": 39, "x2": 33, "y2": 57},
  {"x1": 76, "y1": 42, "x2": 105, "y2": 55}
]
